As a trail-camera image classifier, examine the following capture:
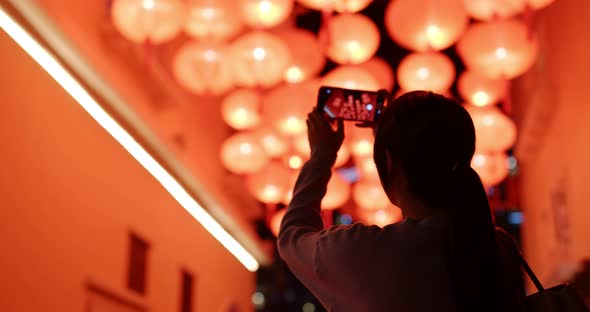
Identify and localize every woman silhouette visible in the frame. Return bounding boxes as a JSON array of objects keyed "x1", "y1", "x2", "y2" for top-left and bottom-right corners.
[{"x1": 278, "y1": 91, "x2": 525, "y2": 311}]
